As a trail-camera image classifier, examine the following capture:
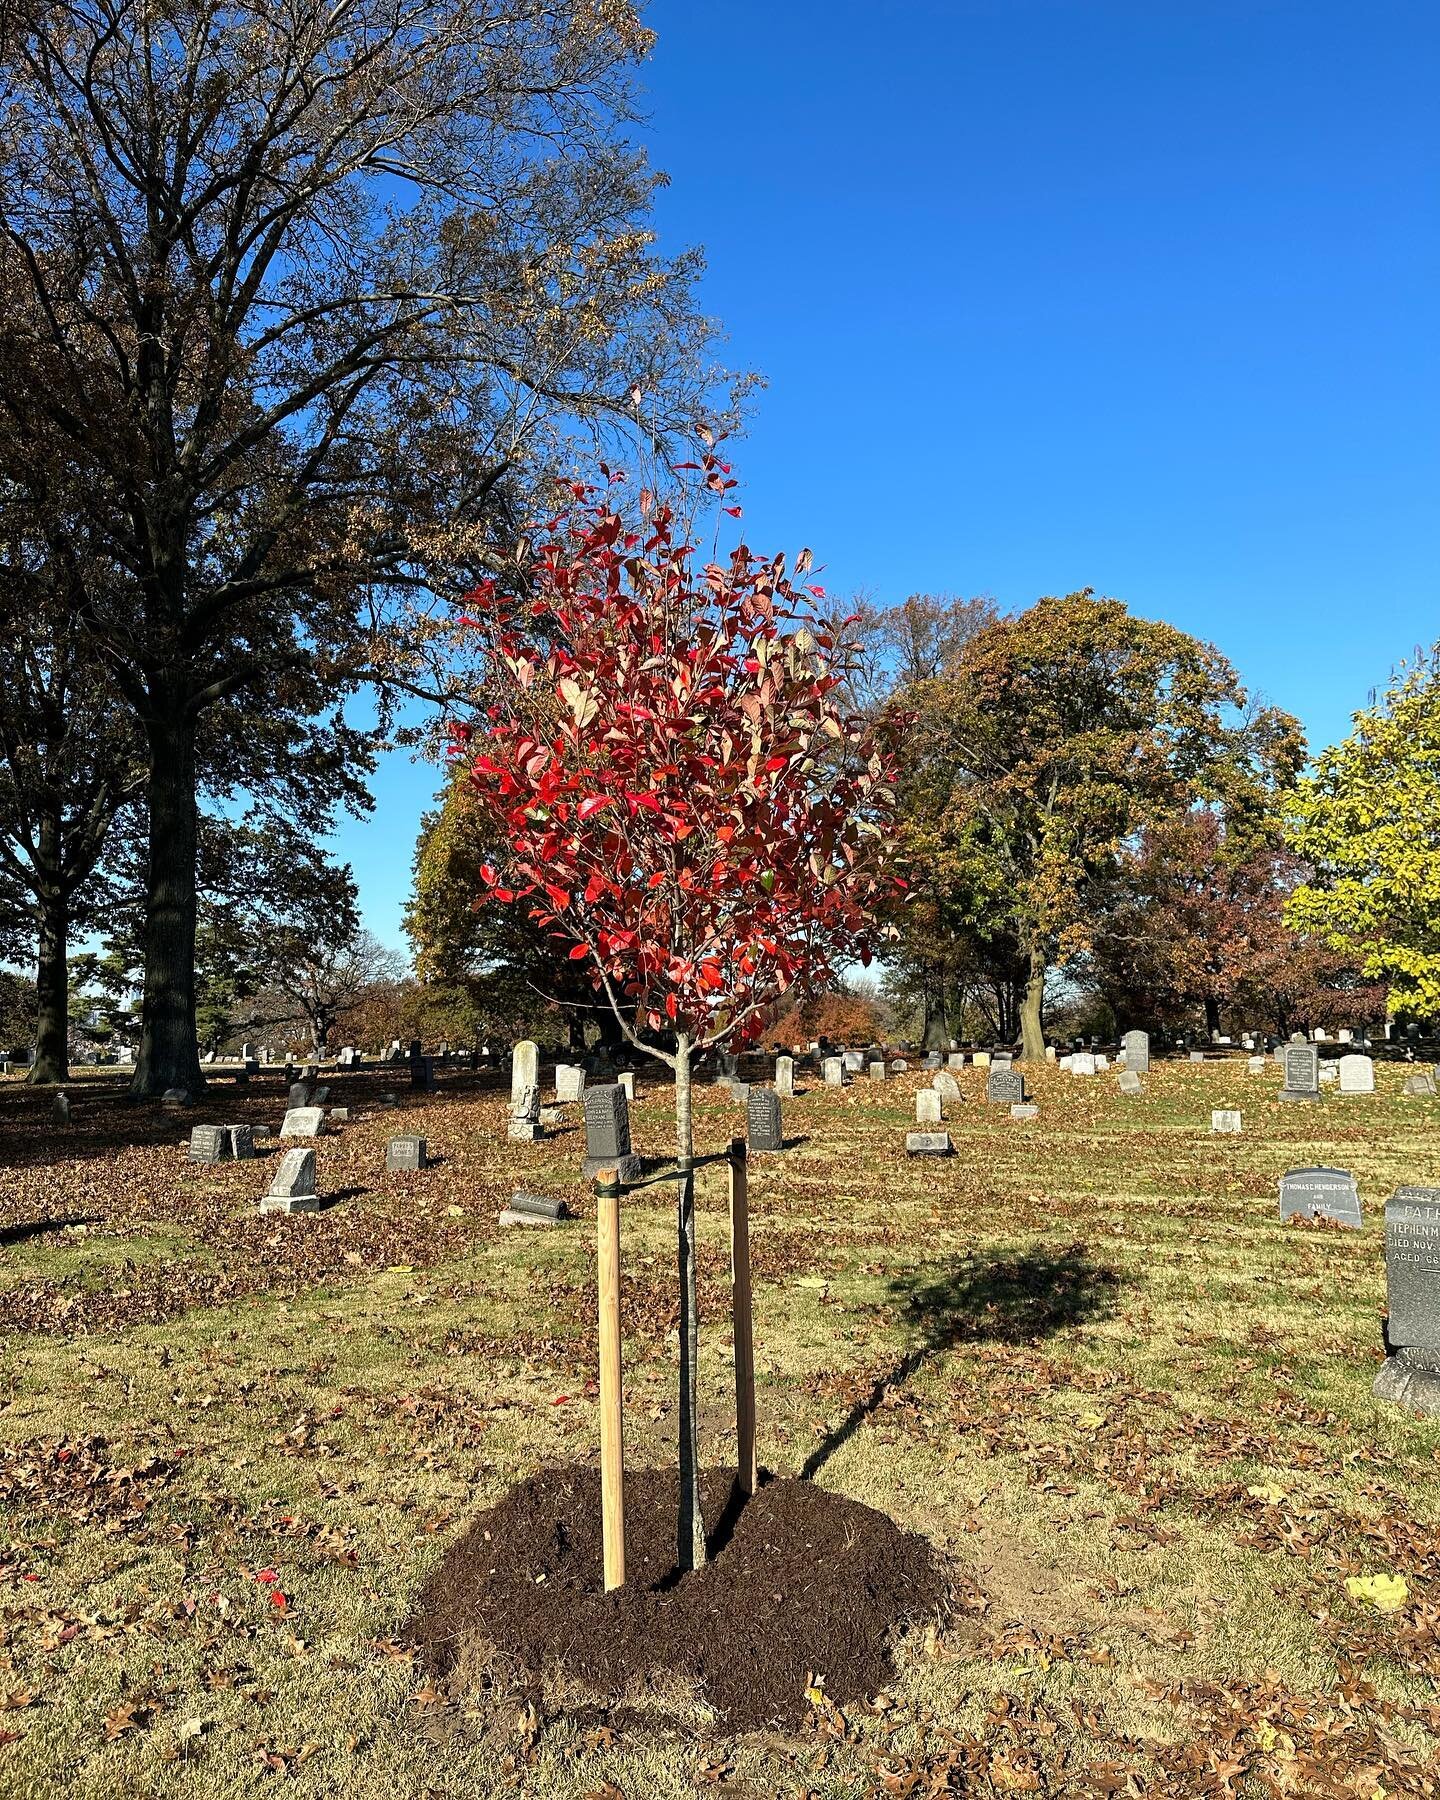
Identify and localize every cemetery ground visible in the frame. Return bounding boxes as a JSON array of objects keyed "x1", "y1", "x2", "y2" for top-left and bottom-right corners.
[{"x1": 1, "y1": 1063, "x2": 1438, "y2": 1799}]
